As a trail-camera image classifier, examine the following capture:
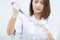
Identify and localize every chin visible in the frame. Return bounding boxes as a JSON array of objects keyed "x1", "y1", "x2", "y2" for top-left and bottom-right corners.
[{"x1": 35, "y1": 11, "x2": 42, "y2": 14}]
